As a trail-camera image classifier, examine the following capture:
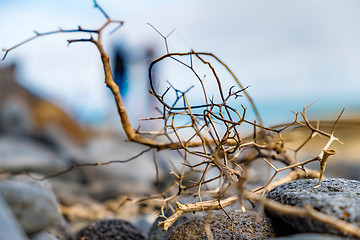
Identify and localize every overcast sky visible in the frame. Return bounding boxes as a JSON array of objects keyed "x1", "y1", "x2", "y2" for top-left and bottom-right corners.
[{"x1": 1, "y1": 0, "x2": 360, "y2": 125}]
